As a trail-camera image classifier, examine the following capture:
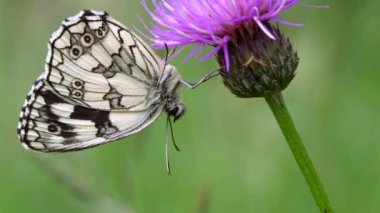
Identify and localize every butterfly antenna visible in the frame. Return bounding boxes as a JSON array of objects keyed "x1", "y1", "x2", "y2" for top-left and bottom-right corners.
[
  {"x1": 165, "y1": 115, "x2": 182, "y2": 175},
  {"x1": 168, "y1": 116, "x2": 181, "y2": 151},
  {"x1": 165, "y1": 115, "x2": 172, "y2": 175}
]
